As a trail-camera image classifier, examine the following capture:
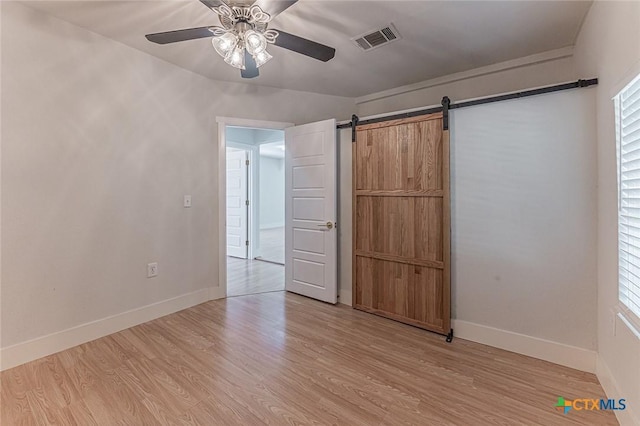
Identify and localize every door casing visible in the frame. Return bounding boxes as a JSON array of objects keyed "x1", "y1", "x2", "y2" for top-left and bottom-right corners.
[{"x1": 216, "y1": 117, "x2": 293, "y2": 298}]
